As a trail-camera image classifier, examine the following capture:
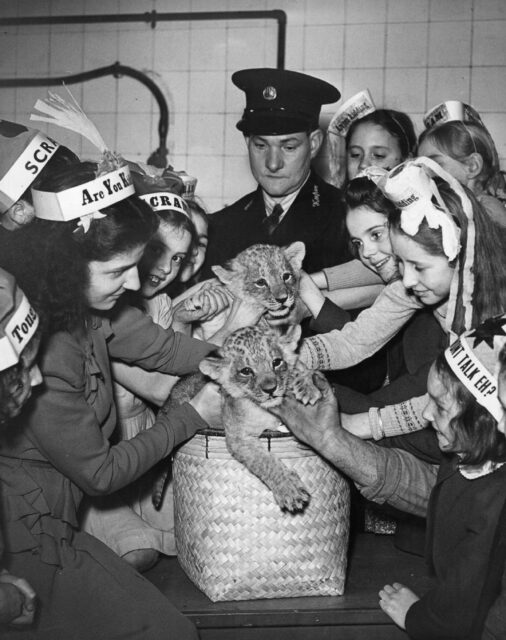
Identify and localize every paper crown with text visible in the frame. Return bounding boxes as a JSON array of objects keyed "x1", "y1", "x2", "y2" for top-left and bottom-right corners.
[
  {"x1": 444, "y1": 315, "x2": 506, "y2": 426},
  {"x1": 0, "y1": 267, "x2": 39, "y2": 372},
  {"x1": 423, "y1": 100, "x2": 484, "y2": 131},
  {"x1": 327, "y1": 89, "x2": 376, "y2": 138},
  {"x1": 30, "y1": 90, "x2": 134, "y2": 232},
  {"x1": 130, "y1": 165, "x2": 190, "y2": 216},
  {"x1": 0, "y1": 119, "x2": 60, "y2": 214}
]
